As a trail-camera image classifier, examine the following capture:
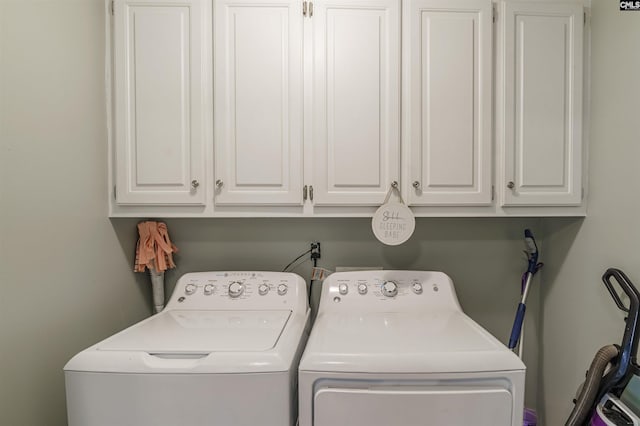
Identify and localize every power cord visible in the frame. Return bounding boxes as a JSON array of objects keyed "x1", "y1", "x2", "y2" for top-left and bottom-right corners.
[
  {"x1": 311, "y1": 259, "x2": 321, "y2": 305},
  {"x1": 282, "y1": 248, "x2": 312, "y2": 272},
  {"x1": 282, "y1": 243, "x2": 321, "y2": 306},
  {"x1": 309, "y1": 242, "x2": 321, "y2": 305}
]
